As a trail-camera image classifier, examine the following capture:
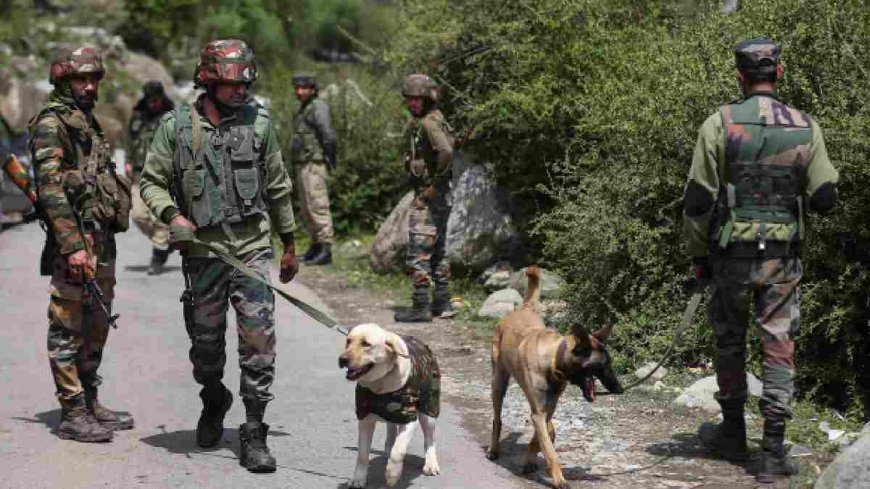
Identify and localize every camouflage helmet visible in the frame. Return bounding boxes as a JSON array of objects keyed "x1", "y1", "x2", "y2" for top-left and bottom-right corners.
[
  {"x1": 49, "y1": 46, "x2": 105, "y2": 85},
  {"x1": 142, "y1": 80, "x2": 165, "y2": 97},
  {"x1": 292, "y1": 73, "x2": 317, "y2": 89},
  {"x1": 734, "y1": 38, "x2": 780, "y2": 74},
  {"x1": 402, "y1": 74, "x2": 439, "y2": 102},
  {"x1": 194, "y1": 39, "x2": 258, "y2": 88}
]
